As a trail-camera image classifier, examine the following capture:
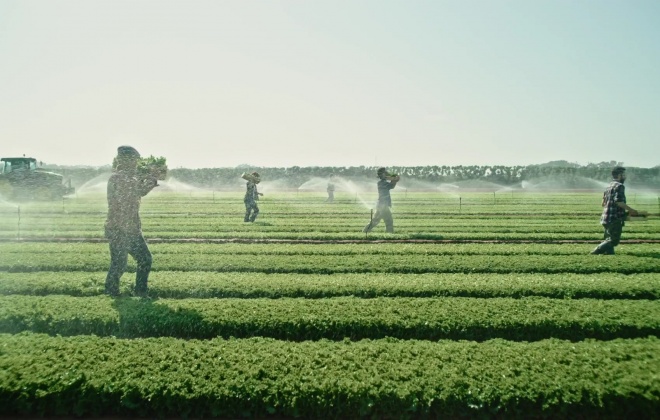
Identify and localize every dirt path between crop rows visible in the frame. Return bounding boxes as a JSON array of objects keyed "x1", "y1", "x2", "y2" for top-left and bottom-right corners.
[{"x1": 2, "y1": 237, "x2": 660, "y2": 244}]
